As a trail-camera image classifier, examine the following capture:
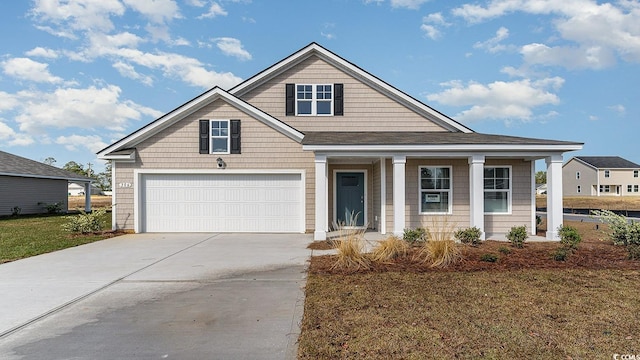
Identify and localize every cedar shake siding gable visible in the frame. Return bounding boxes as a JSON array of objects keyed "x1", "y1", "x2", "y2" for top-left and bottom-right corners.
[{"x1": 231, "y1": 42, "x2": 471, "y2": 133}]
